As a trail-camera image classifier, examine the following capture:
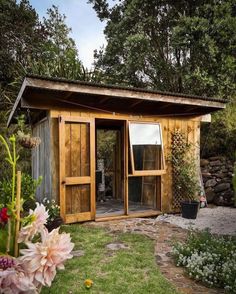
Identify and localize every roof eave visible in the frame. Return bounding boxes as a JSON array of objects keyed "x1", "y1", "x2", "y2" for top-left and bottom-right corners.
[
  {"x1": 7, "y1": 77, "x2": 29, "y2": 127},
  {"x1": 7, "y1": 76, "x2": 227, "y2": 126}
]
